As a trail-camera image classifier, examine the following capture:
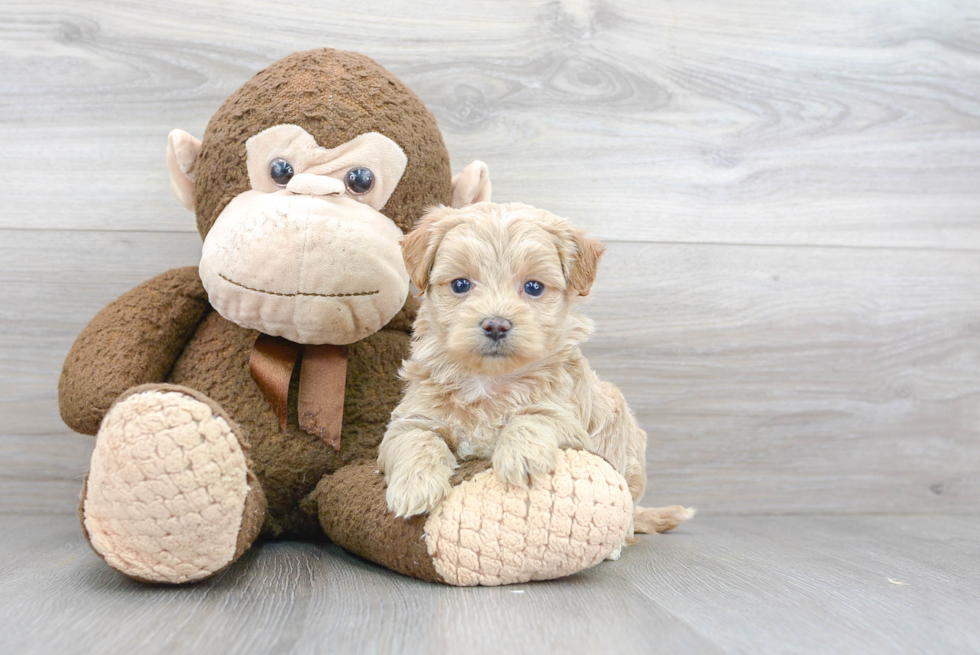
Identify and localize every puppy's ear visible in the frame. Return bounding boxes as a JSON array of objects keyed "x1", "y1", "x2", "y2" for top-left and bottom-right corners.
[
  {"x1": 401, "y1": 206, "x2": 464, "y2": 294},
  {"x1": 566, "y1": 227, "x2": 606, "y2": 296},
  {"x1": 544, "y1": 219, "x2": 605, "y2": 296},
  {"x1": 400, "y1": 216, "x2": 436, "y2": 293}
]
